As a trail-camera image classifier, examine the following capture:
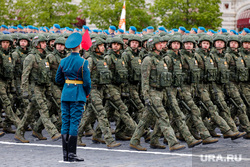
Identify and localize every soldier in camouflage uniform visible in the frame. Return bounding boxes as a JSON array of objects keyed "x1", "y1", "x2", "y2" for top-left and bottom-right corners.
[
  {"x1": 194, "y1": 35, "x2": 244, "y2": 139},
  {"x1": 14, "y1": 34, "x2": 61, "y2": 143},
  {"x1": 45, "y1": 34, "x2": 57, "y2": 54},
  {"x1": 77, "y1": 37, "x2": 121, "y2": 148},
  {"x1": 176, "y1": 36, "x2": 219, "y2": 144},
  {"x1": 130, "y1": 36, "x2": 186, "y2": 151},
  {"x1": 104, "y1": 37, "x2": 137, "y2": 140},
  {"x1": 0, "y1": 34, "x2": 21, "y2": 133},
  {"x1": 163, "y1": 36, "x2": 203, "y2": 148},
  {"x1": 239, "y1": 35, "x2": 250, "y2": 119},
  {"x1": 224, "y1": 35, "x2": 250, "y2": 139}
]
